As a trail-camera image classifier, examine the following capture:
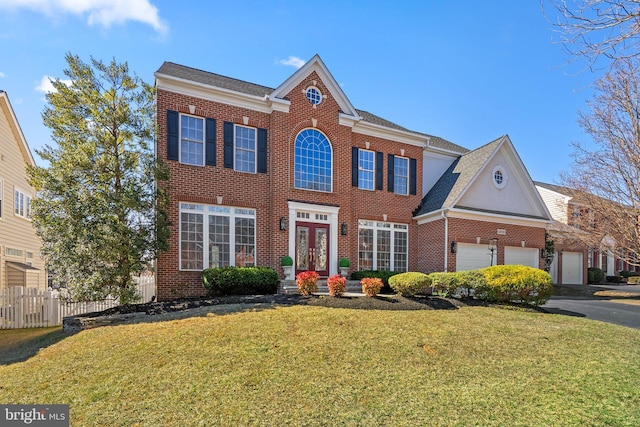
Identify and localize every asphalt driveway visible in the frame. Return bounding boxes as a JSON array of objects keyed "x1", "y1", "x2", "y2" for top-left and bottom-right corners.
[{"x1": 544, "y1": 284, "x2": 640, "y2": 329}]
